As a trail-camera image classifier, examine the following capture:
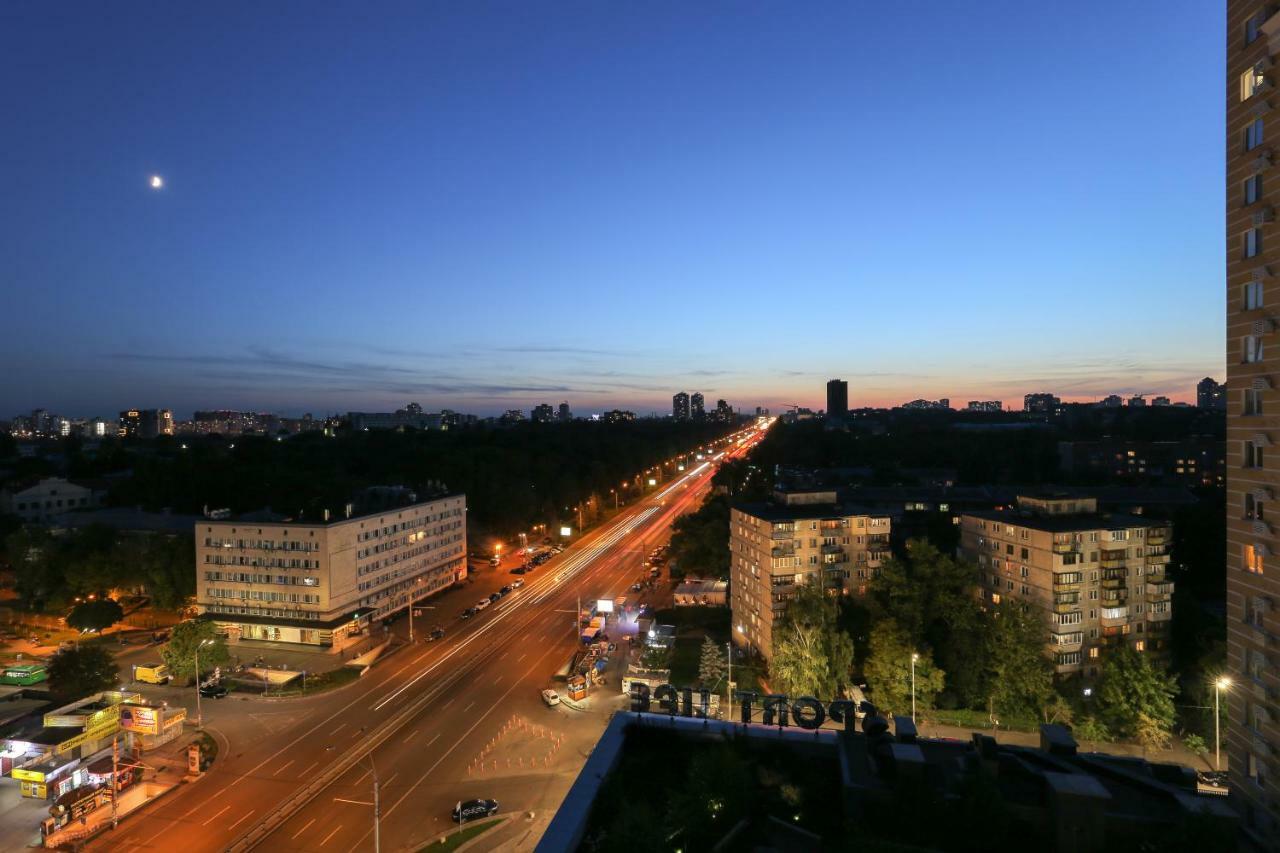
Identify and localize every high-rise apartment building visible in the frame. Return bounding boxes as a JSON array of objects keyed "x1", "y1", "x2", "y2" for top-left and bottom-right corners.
[
  {"x1": 1024, "y1": 393, "x2": 1061, "y2": 414},
  {"x1": 691, "y1": 393, "x2": 705, "y2": 421},
  {"x1": 531, "y1": 403, "x2": 555, "y2": 423},
  {"x1": 195, "y1": 493, "x2": 466, "y2": 647},
  {"x1": 729, "y1": 489, "x2": 890, "y2": 662},
  {"x1": 558, "y1": 402, "x2": 572, "y2": 422},
  {"x1": 1228, "y1": 4, "x2": 1280, "y2": 842},
  {"x1": 1198, "y1": 377, "x2": 1228, "y2": 410},
  {"x1": 118, "y1": 409, "x2": 173, "y2": 439},
  {"x1": 958, "y1": 494, "x2": 1172, "y2": 681},
  {"x1": 673, "y1": 392, "x2": 690, "y2": 421},
  {"x1": 826, "y1": 379, "x2": 849, "y2": 419}
]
